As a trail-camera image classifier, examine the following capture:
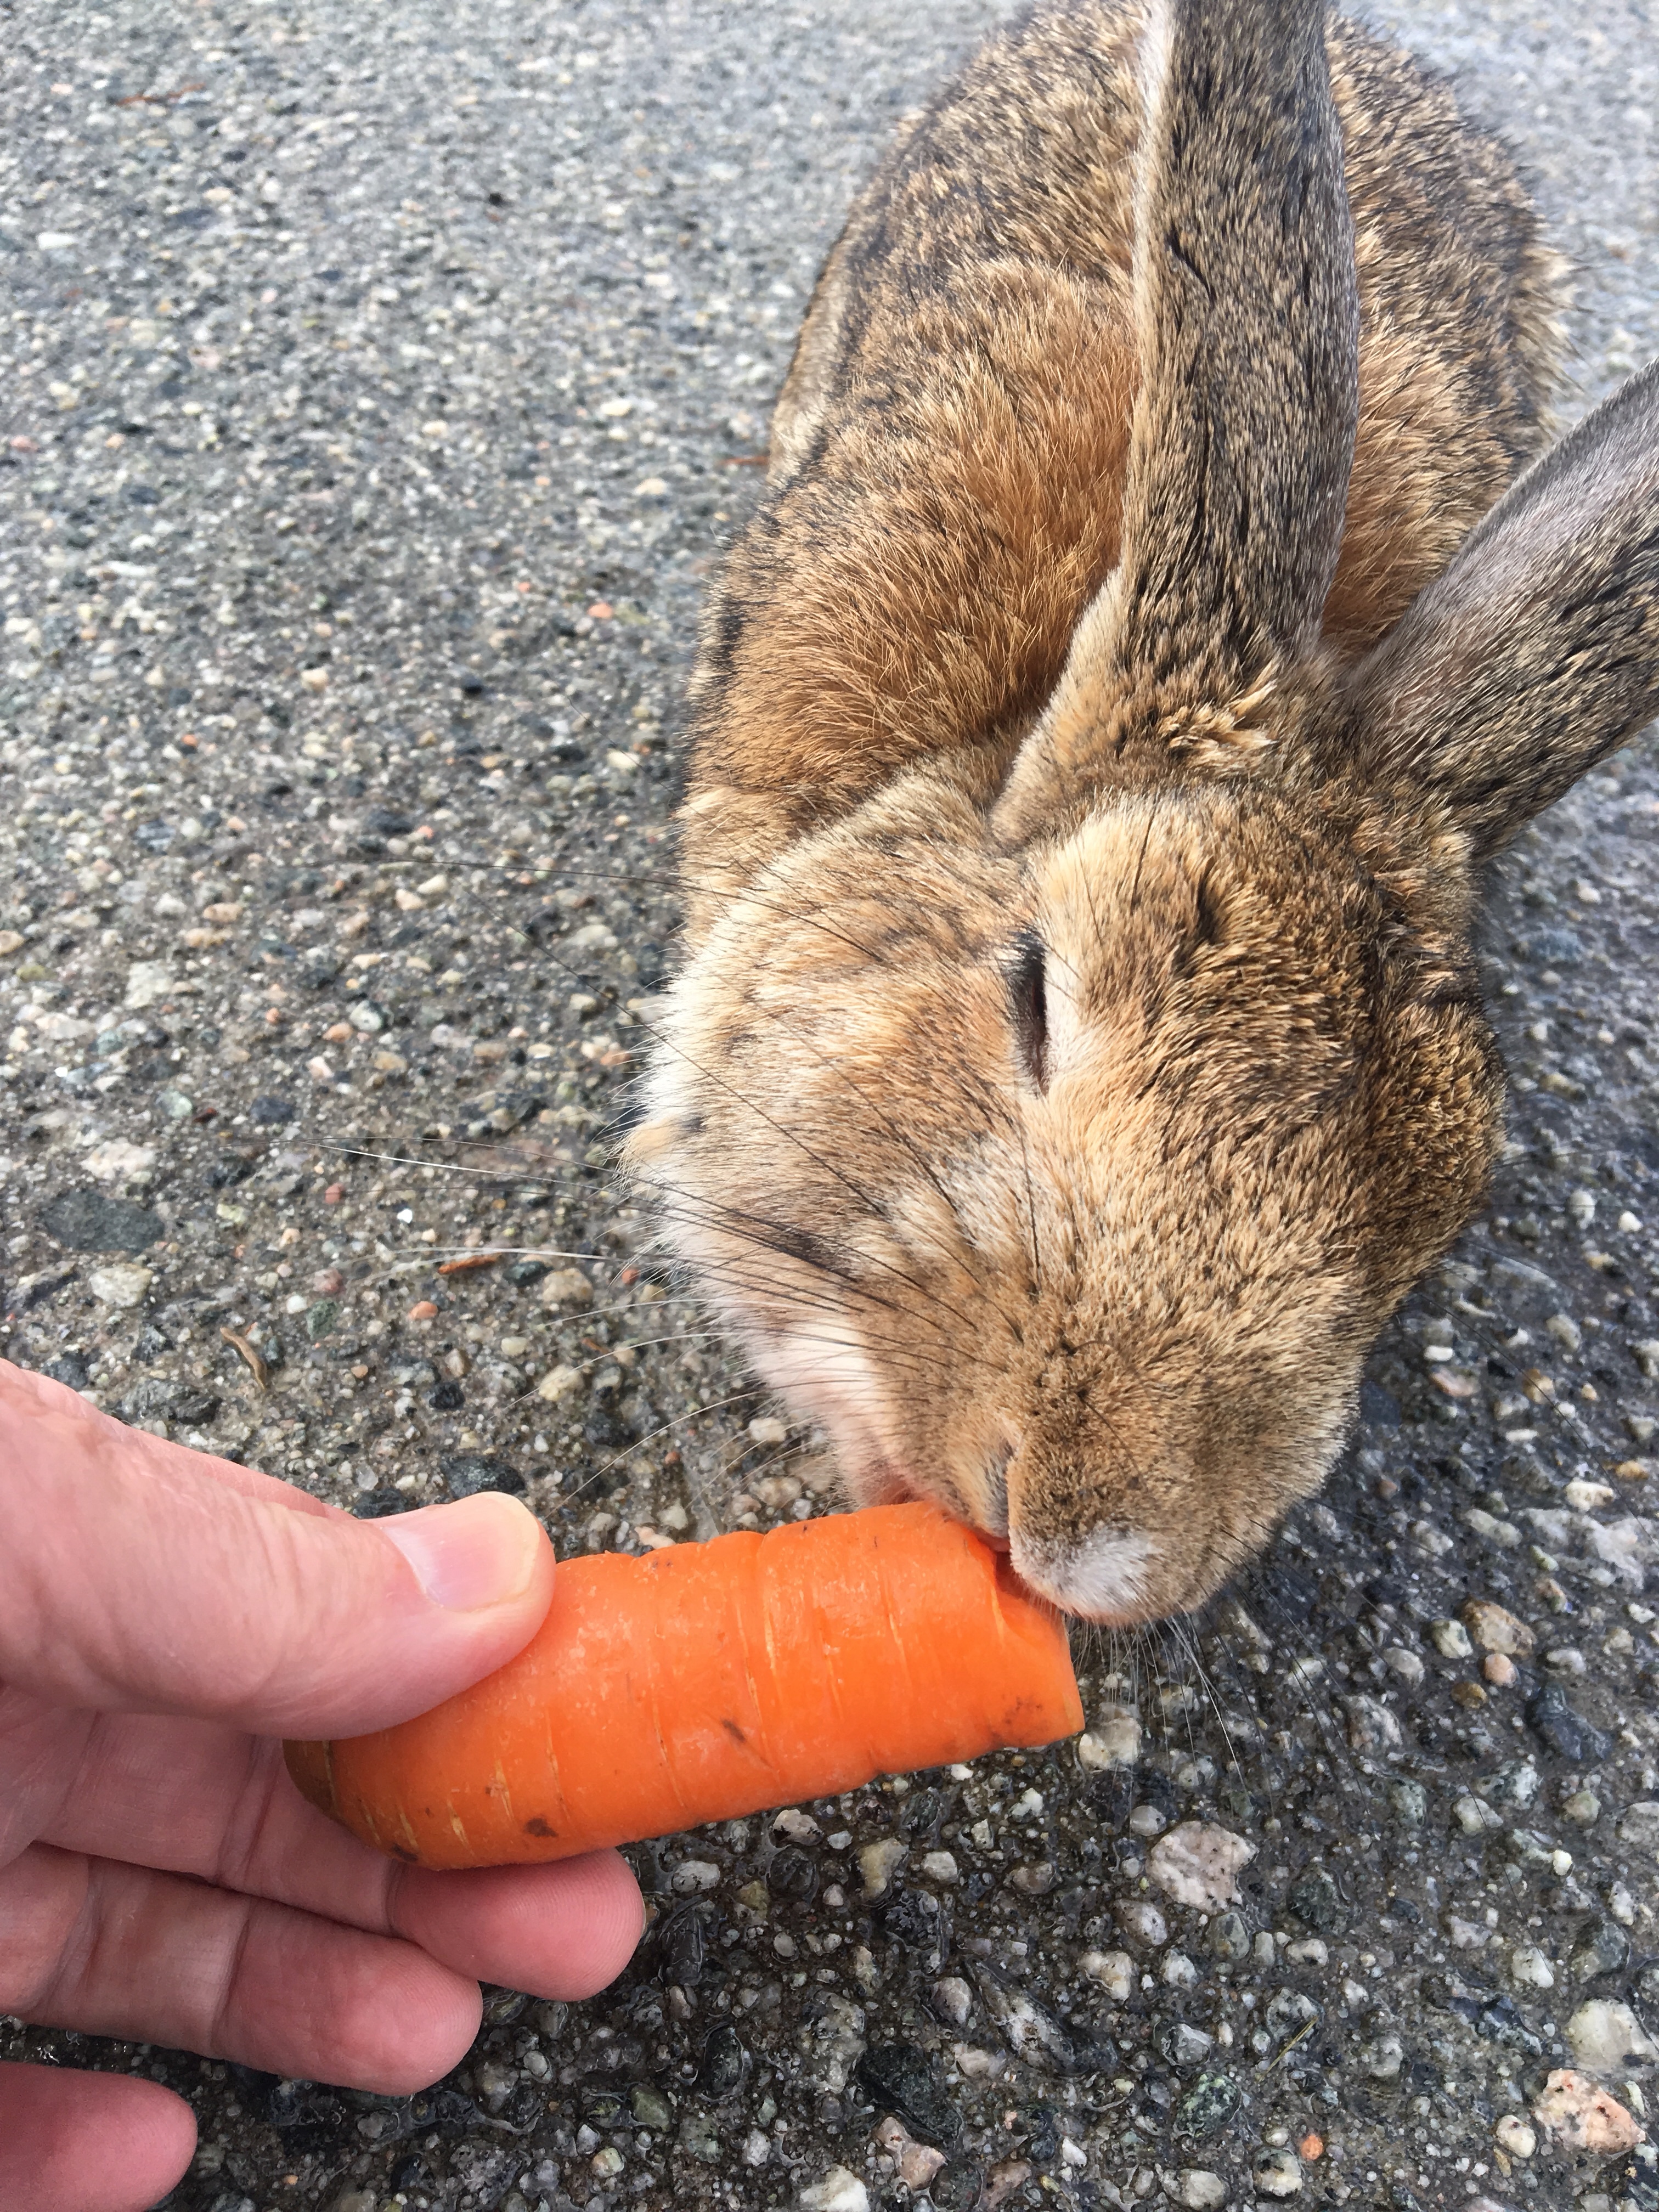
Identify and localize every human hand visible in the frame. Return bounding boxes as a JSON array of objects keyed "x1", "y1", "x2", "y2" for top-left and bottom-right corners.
[{"x1": 0, "y1": 1359, "x2": 644, "y2": 2212}]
